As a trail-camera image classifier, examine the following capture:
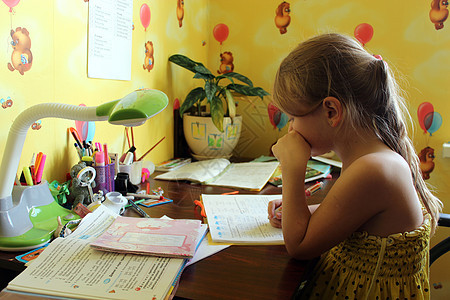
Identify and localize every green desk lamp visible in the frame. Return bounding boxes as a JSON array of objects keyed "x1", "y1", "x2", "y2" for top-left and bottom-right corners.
[{"x1": 0, "y1": 89, "x2": 168, "y2": 251}]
